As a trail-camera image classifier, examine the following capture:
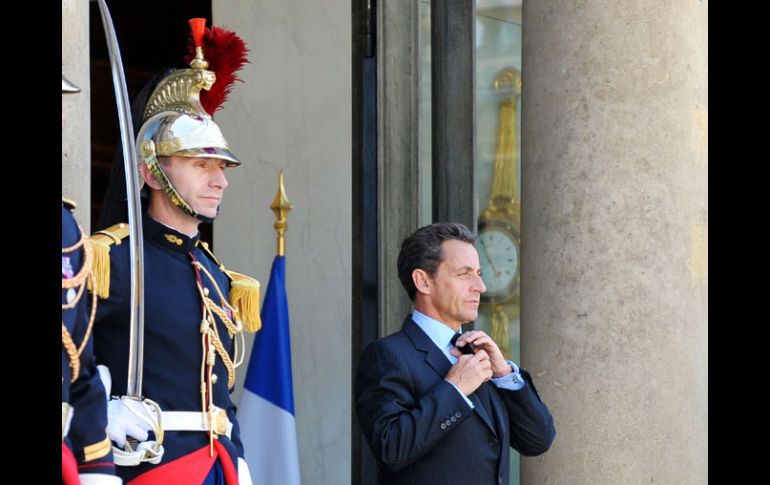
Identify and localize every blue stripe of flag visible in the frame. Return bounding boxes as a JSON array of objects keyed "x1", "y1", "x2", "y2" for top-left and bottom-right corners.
[{"x1": 243, "y1": 255, "x2": 295, "y2": 415}]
